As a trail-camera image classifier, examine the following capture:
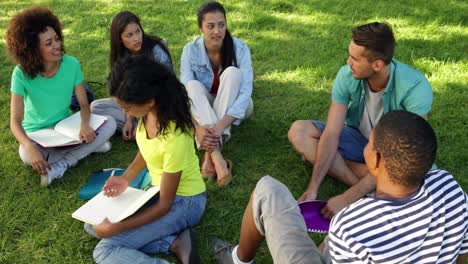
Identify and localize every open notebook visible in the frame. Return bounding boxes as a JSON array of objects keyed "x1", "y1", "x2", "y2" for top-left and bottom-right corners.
[
  {"x1": 27, "y1": 112, "x2": 107, "y2": 148},
  {"x1": 72, "y1": 186, "x2": 160, "y2": 225},
  {"x1": 298, "y1": 200, "x2": 331, "y2": 233}
]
